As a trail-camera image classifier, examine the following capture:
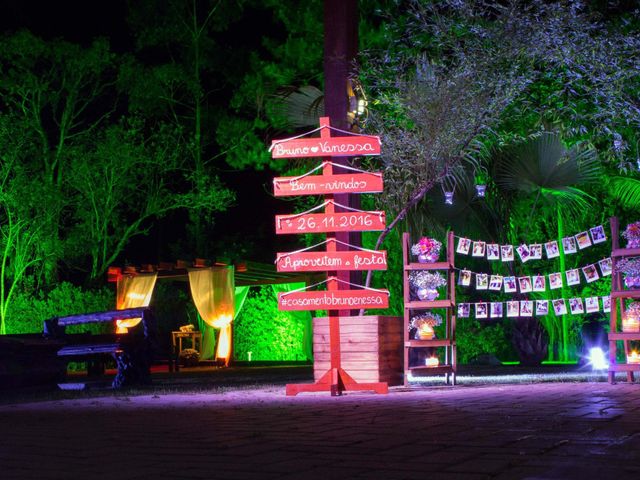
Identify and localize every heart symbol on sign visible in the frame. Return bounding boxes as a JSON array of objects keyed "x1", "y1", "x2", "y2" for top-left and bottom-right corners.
[{"x1": 310, "y1": 146, "x2": 319, "y2": 153}]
